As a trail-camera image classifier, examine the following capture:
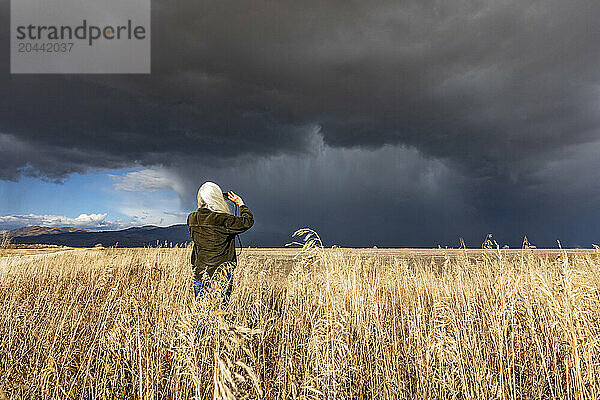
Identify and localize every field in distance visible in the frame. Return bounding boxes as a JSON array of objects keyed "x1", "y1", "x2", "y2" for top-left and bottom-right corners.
[
  {"x1": 1, "y1": 240, "x2": 599, "y2": 399},
  {"x1": 0, "y1": 244, "x2": 77, "y2": 258},
  {"x1": 2, "y1": 244, "x2": 592, "y2": 262}
]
